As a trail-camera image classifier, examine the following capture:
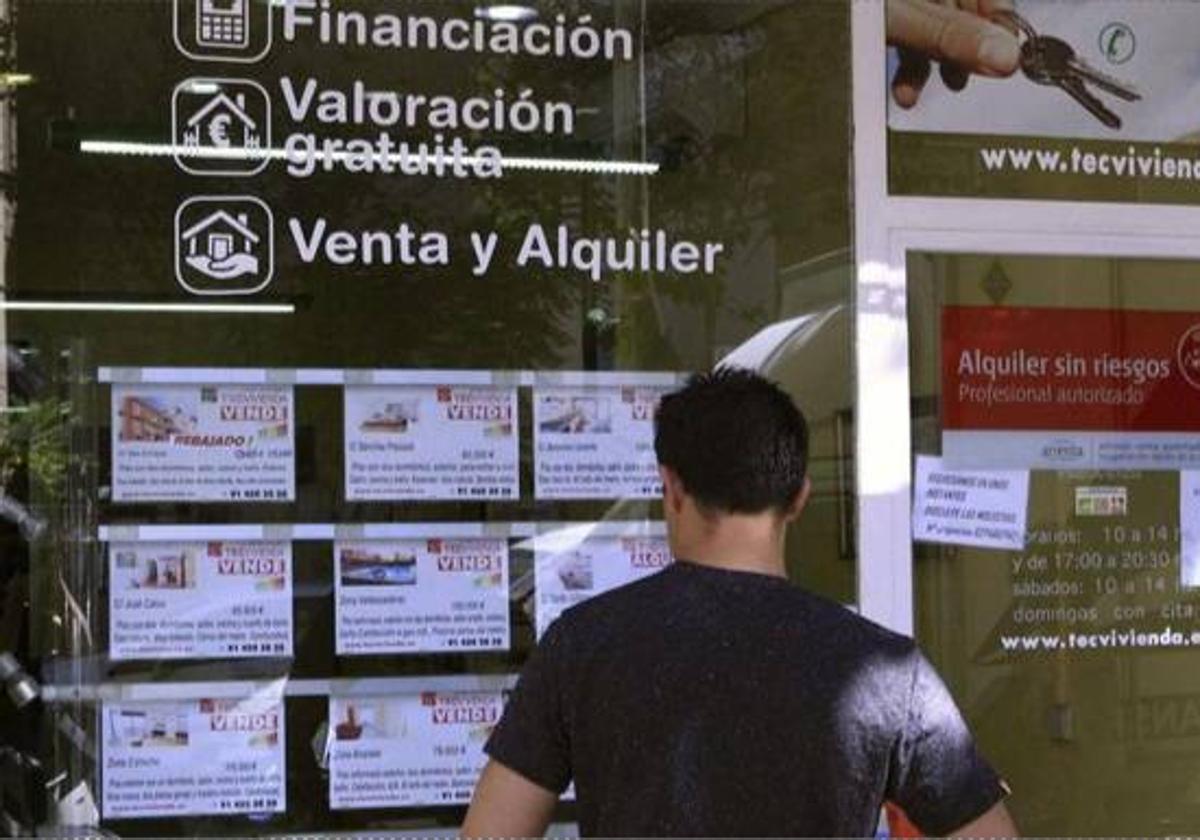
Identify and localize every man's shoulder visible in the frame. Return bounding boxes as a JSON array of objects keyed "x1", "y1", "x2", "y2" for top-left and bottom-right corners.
[
  {"x1": 549, "y1": 565, "x2": 918, "y2": 662},
  {"x1": 555, "y1": 566, "x2": 675, "y2": 628},
  {"x1": 792, "y1": 586, "x2": 917, "y2": 657}
]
